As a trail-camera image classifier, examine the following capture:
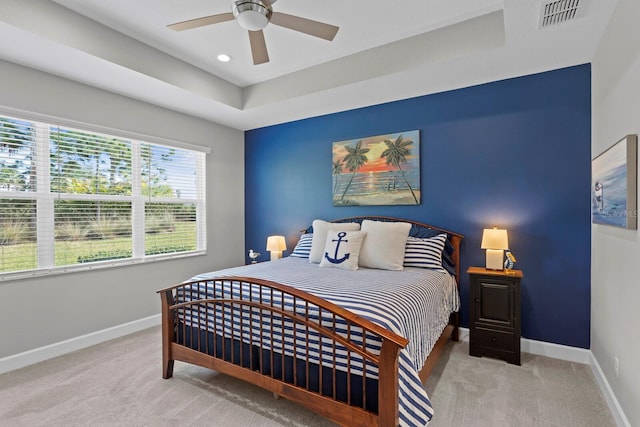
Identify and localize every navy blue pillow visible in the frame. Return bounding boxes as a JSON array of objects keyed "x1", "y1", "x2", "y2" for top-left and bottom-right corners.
[
  {"x1": 409, "y1": 226, "x2": 454, "y2": 254},
  {"x1": 441, "y1": 252, "x2": 456, "y2": 276}
]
